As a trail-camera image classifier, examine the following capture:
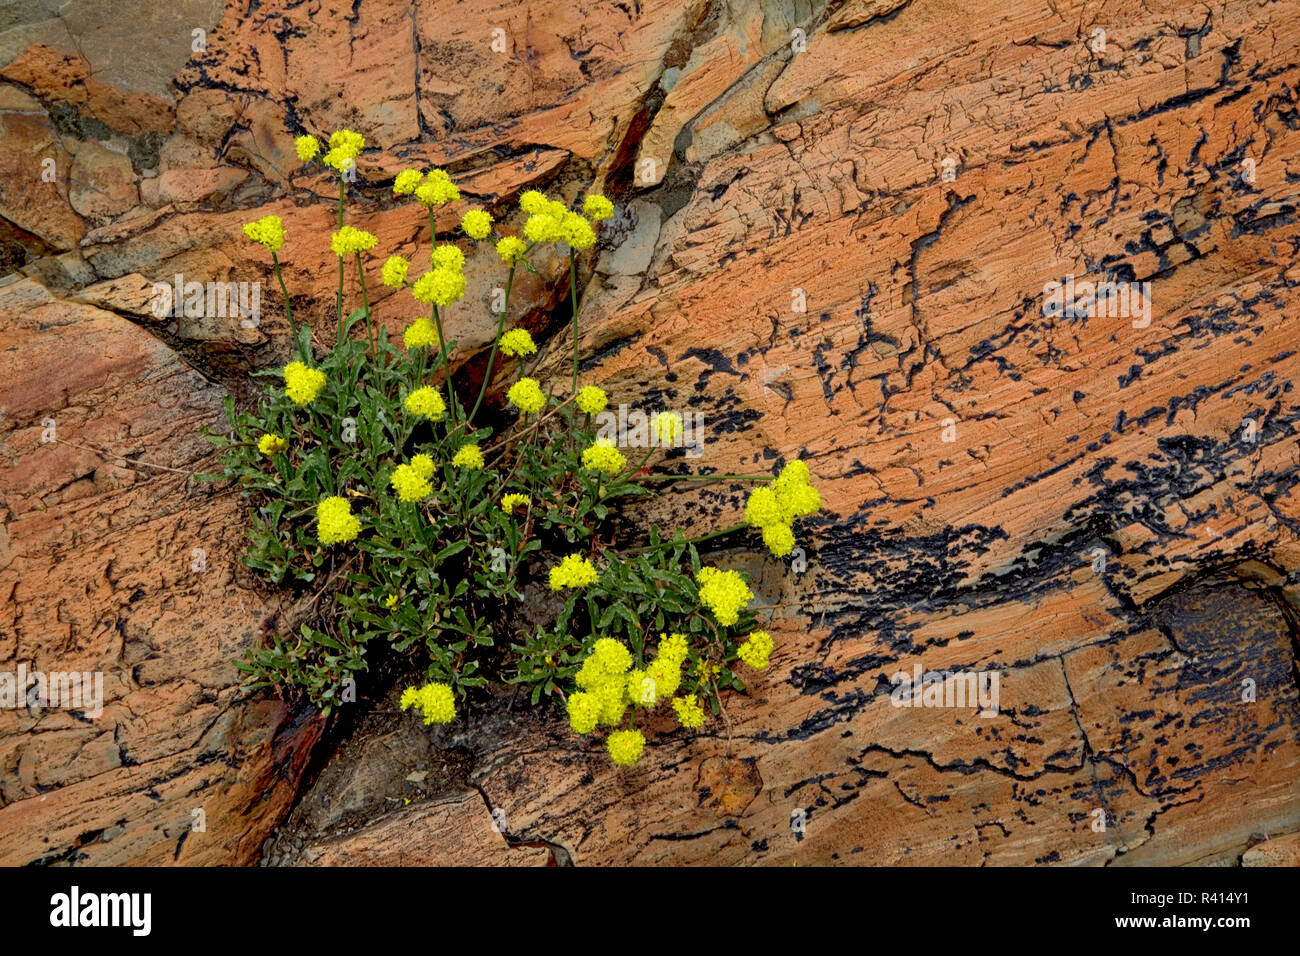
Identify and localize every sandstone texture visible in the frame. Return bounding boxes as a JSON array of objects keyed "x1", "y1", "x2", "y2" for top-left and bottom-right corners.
[{"x1": 1, "y1": 0, "x2": 1298, "y2": 866}]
